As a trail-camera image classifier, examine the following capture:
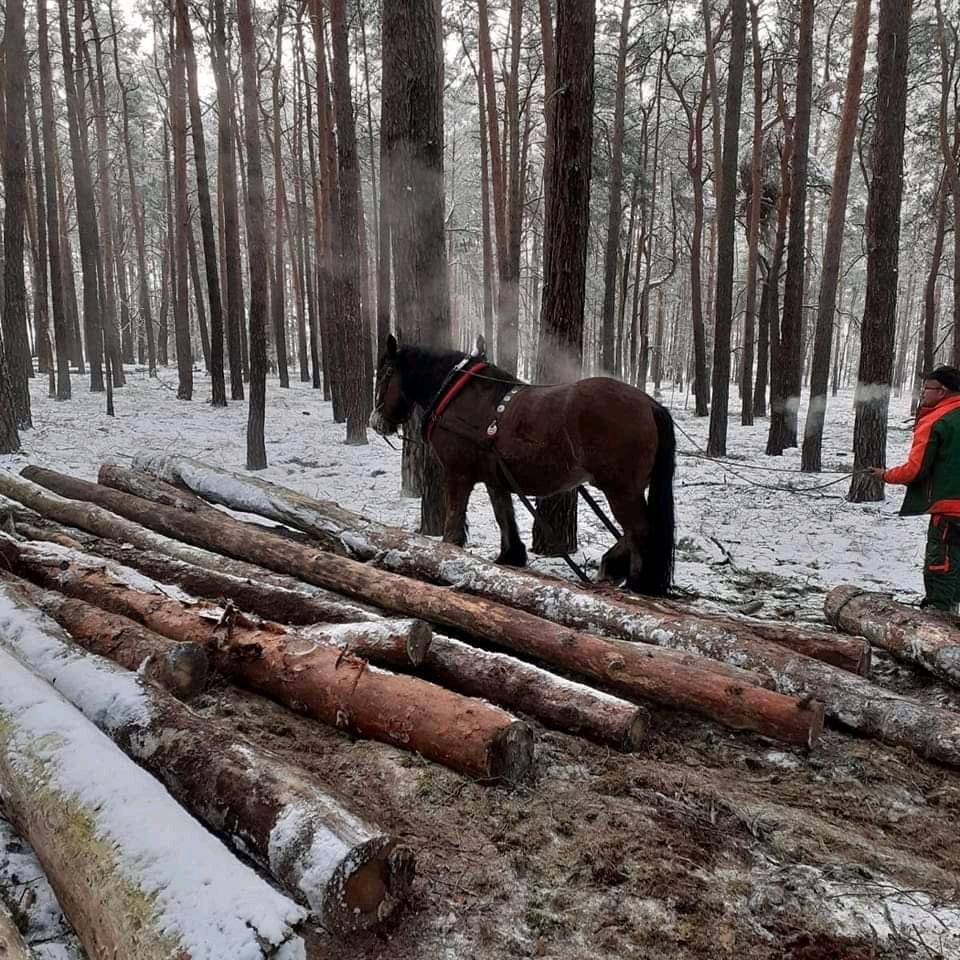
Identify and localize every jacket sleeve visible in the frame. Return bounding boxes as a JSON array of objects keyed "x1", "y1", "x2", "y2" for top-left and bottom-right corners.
[{"x1": 884, "y1": 422, "x2": 941, "y2": 486}]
